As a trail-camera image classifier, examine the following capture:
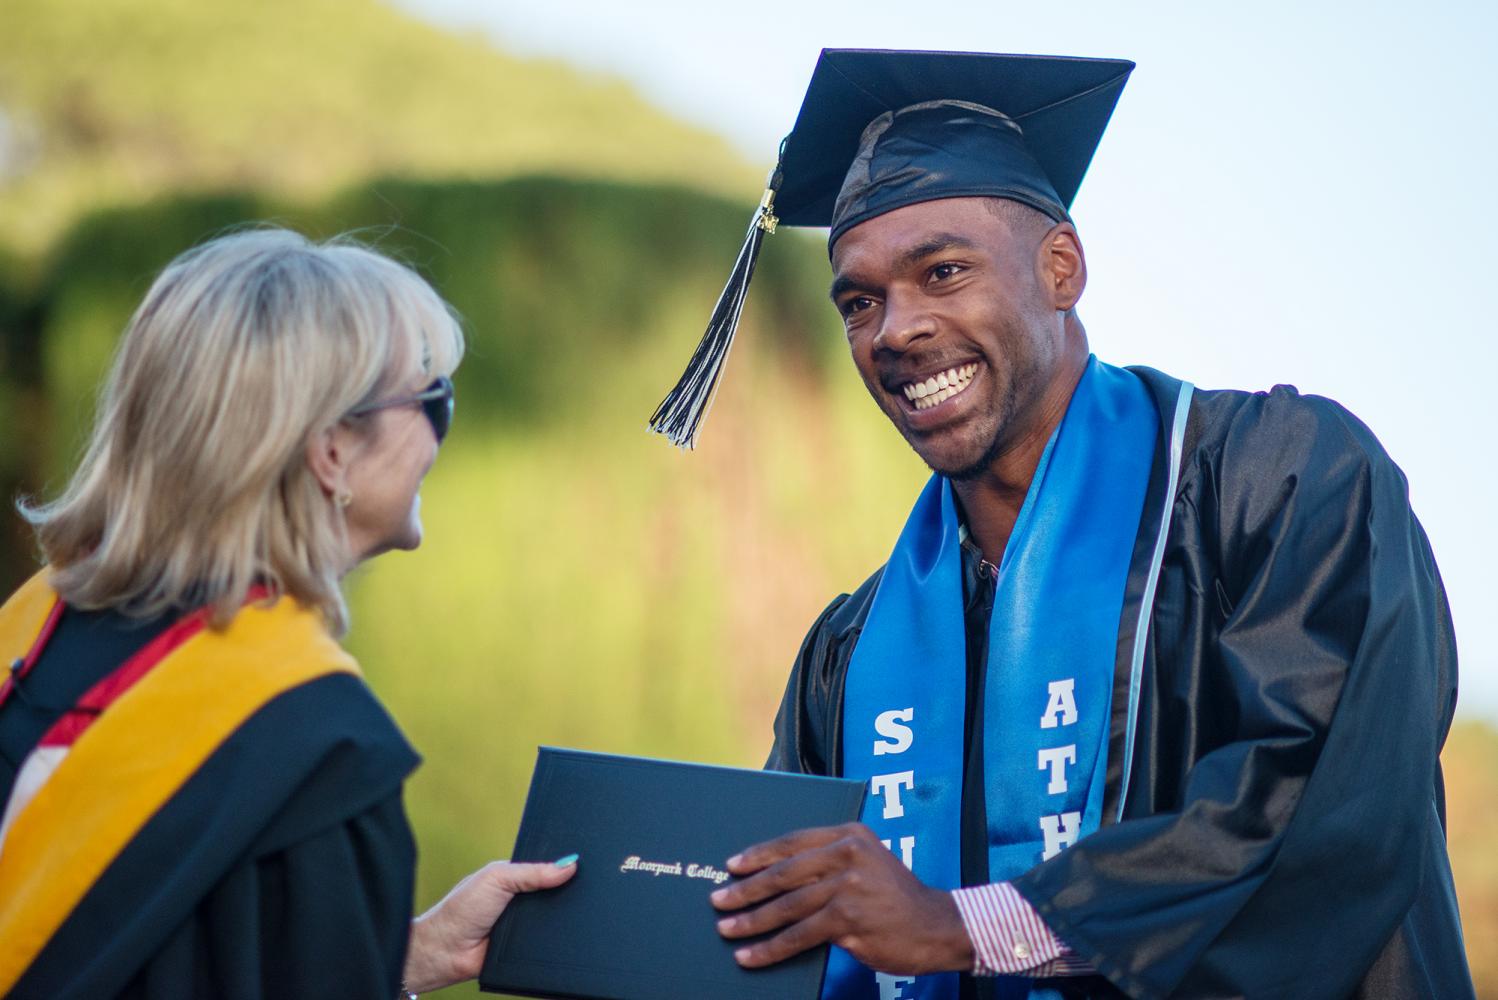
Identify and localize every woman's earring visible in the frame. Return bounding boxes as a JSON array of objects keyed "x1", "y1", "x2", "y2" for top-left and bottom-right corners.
[{"x1": 334, "y1": 490, "x2": 353, "y2": 509}]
